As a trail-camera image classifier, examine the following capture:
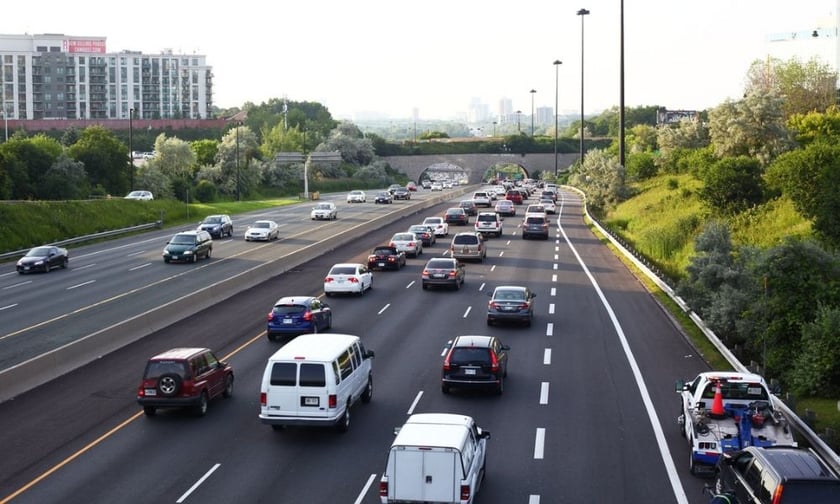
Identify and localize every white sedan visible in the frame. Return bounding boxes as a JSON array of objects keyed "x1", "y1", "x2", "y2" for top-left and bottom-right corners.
[
  {"x1": 389, "y1": 232, "x2": 423, "y2": 257},
  {"x1": 311, "y1": 202, "x2": 338, "y2": 220},
  {"x1": 422, "y1": 216, "x2": 449, "y2": 237},
  {"x1": 244, "y1": 220, "x2": 280, "y2": 241},
  {"x1": 346, "y1": 190, "x2": 367, "y2": 203},
  {"x1": 324, "y1": 263, "x2": 373, "y2": 296},
  {"x1": 539, "y1": 198, "x2": 557, "y2": 214}
]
